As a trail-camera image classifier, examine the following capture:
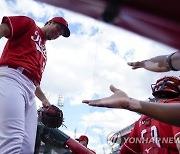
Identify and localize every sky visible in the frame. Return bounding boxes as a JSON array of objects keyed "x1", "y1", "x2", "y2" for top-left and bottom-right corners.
[{"x1": 0, "y1": 0, "x2": 179, "y2": 153}]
